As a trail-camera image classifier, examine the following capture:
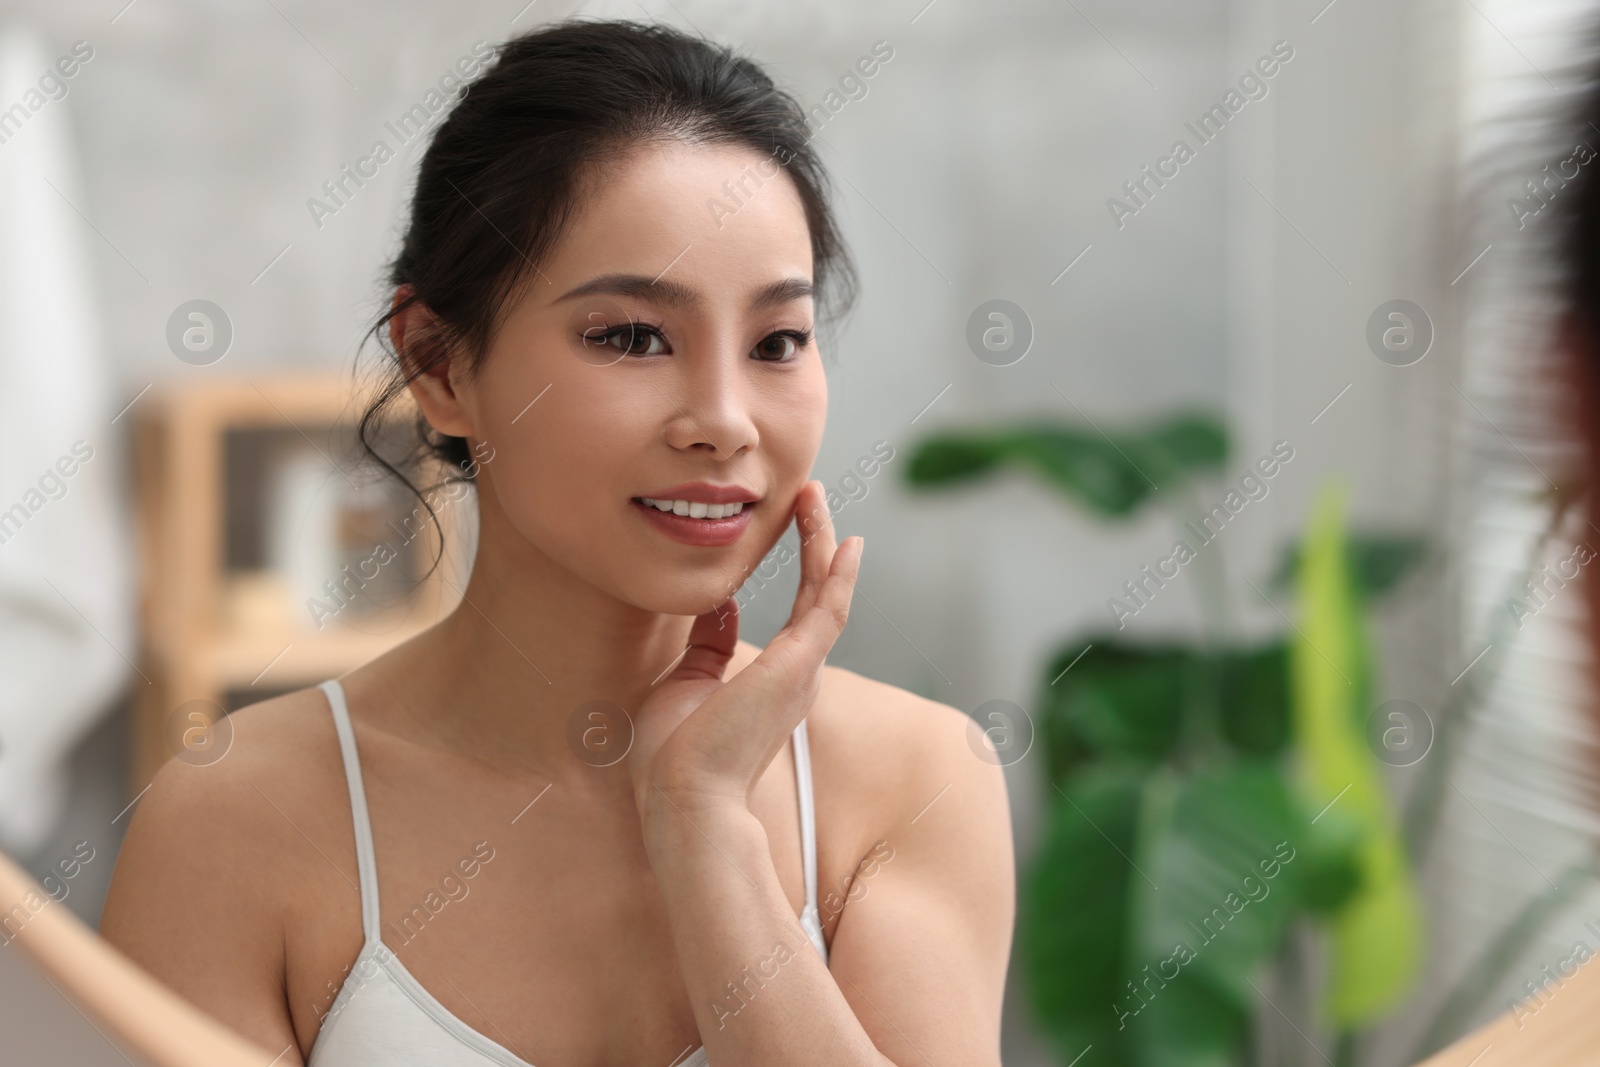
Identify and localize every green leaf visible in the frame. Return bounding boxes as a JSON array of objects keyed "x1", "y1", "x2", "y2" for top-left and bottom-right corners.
[
  {"x1": 1216, "y1": 644, "x2": 1292, "y2": 757},
  {"x1": 1037, "y1": 639, "x2": 1292, "y2": 784},
  {"x1": 1002, "y1": 425, "x2": 1154, "y2": 516},
  {"x1": 903, "y1": 411, "x2": 1228, "y2": 518},
  {"x1": 1269, "y1": 532, "x2": 1428, "y2": 601},
  {"x1": 1023, "y1": 761, "x2": 1320, "y2": 1067},
  {"x1": 903, "y1": 435, "x2": 1007, "y2": 485},
  {"x1": 1296, "y1": 807, "x2": 1365, "y2": 915},
  {"x1": 1290, "y1": 481, "x2": 1424, "y2": 1025},
  {"x1": 1135, "y1": 764, "x2": 1307, "y2": 1012},
  {"x1": 1144, "y1": 413, "x2": 1230, "y2": 474},
  {"x1": 1037, "y1": 642, "x2": 1193, "y2": 779},
  {"x1": 1023, "y1": 764, "x2": 1148, "y2": 1062}
]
